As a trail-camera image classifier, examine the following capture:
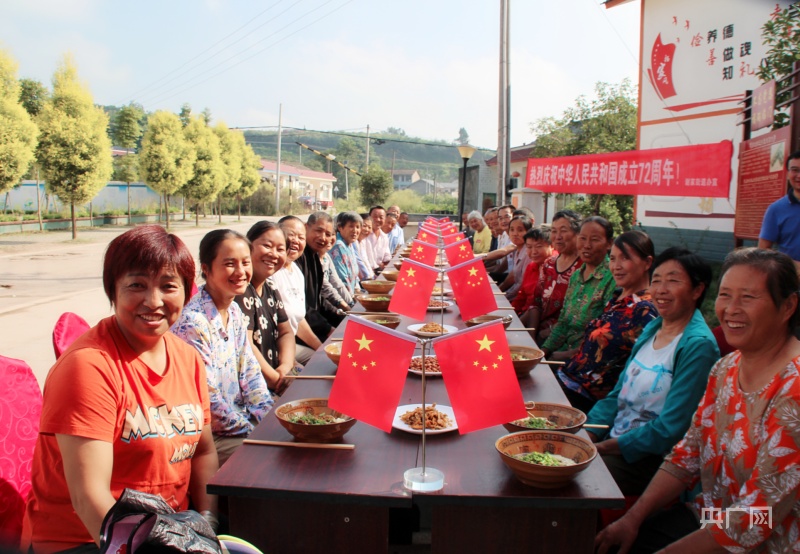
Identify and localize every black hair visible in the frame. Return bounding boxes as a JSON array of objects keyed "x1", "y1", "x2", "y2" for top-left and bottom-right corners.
[
  {"x1": 786, "y1": 150, "x2": 800, "y2": 170},
  {"x1": 614, "y1": 230, "x2": 655, "y2": 275},
  {"x1": 199, "y1": 229, "x2": 250, "y2": 279},
  {"x1": 524, "y1": 228, "x2": 550, "y2": 243},
  {"x1": 652, "y1": 246, "x2": 712, "y2": 308},
  {"x1": 307, "y1": 211, "x2": 333, "y2": 226},
  {"x1": 551, "y1": 209, "x2": 581, "y2": 233},
  {"x1": 369, "y1": 205, "x2": 386, "y2": 215},
  {"x1": 580, "y1": 215, "x2": 614, "y2": 241}
]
